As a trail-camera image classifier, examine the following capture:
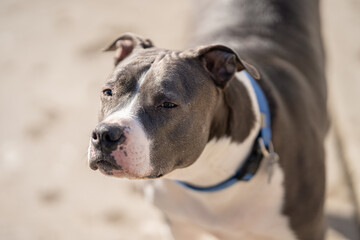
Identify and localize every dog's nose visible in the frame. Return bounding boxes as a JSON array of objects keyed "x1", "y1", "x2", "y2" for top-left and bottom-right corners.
[{"x1": 91, "y1": 123, "x2": 126, "y2": 150}]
